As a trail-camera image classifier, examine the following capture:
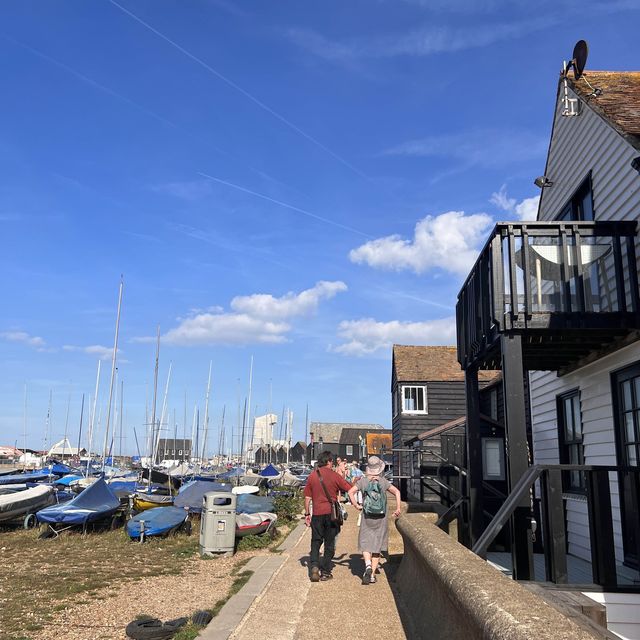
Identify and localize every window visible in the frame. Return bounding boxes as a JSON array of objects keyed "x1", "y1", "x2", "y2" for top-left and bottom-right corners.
[
  {"x1": 345, "y1": 445, "x2": 353, "y2": 456},
  {"x1": 402, "y1": 386, "x2": 427, "y2": 414},
  {"x1": 557, "y1": 390, "x2": 585, "y2": 492},
  {"x1": 556, "y1": 175, "x2": 594, "y2": 221},
  {"x1": 482, "y1": 438, "x2": 505, "y2": 481}
]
